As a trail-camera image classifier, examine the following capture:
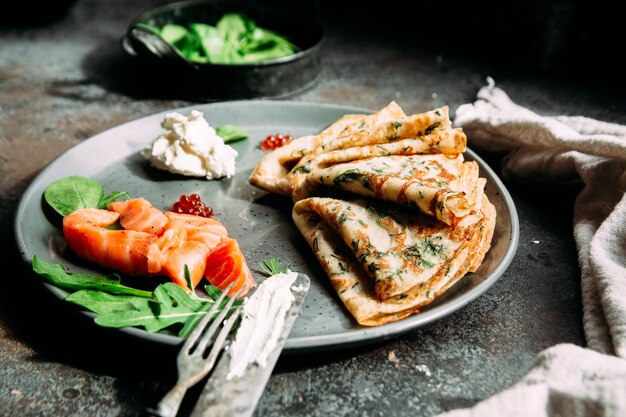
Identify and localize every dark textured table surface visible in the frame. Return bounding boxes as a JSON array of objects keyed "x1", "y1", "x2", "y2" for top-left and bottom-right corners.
[{"x1": 1, "y1": 1, "x2": 625, "y2": 416}]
